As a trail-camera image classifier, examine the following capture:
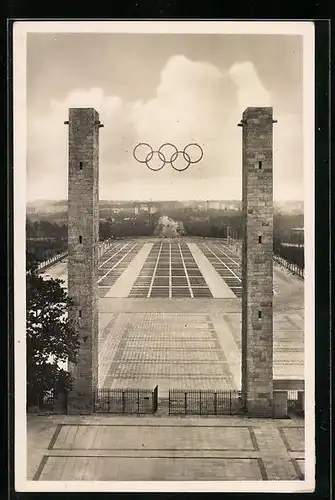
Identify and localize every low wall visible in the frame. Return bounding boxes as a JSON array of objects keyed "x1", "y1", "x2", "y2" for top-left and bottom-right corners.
[
  {"x1": 37, "y1": 239, "x2": 115, "y2": 273},
  {"x1": 37, "y1": 251, "x2": 68, "y2": 272},
  {"x1": 218, "y1": 238, "x2": 304, "y2": 280}
]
